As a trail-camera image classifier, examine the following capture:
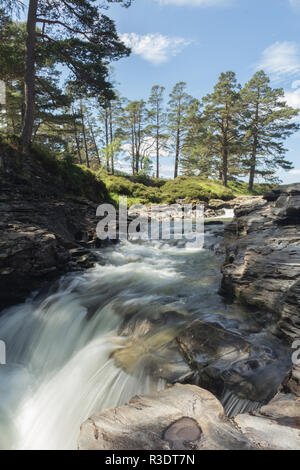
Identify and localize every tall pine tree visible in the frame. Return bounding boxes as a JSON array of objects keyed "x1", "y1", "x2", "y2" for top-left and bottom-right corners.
[
  {"x1": 240, "y1": 70, "x2": 299, "y2": 190},
  {"x1": 167, "y1": 82, "x2": 194, "y2": 179},
  {"x1": 148, "y1": 85, "x2": 167, "y2": 179},
  {"x1": 201, "y1": 71, "x2": 241, "y2": 187},
  {"x1": 1, "y1": 0, "x2": 133, "y2": 148}
]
